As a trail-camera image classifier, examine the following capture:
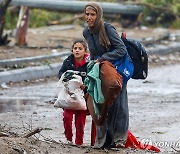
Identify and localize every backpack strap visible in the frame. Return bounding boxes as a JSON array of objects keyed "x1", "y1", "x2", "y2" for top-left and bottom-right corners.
[
  {"x1": 121, "y1": 32, "x2": 127, "y2": 39},
  {"x1": 91, "y1": 34, "x2": 98, "y2": 53}
]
